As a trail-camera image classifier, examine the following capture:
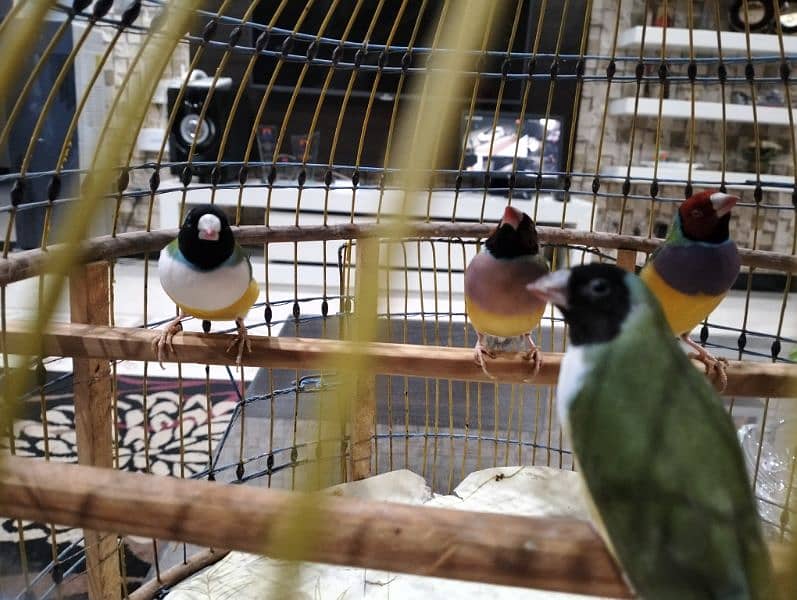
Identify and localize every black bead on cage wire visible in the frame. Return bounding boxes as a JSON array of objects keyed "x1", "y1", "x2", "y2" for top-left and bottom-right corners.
[
  {"x1": 634, "y1": 61, "x2": 644, "y2": 82},
  {"x1": 526, "y1": 56, "x2": 535, "y2": 78},
  {"x1": 120, "y1": 1, "x2": 141, "y2": 29},
  {"x1": 290, "y1": 447, "x2": 298, "y2": 463},
  {"x1": 780, "y1": 61, "x2": 791, "y2": 82},
  {"x1": 36, "y1": 360, "x2": 47, "y2": 388},
  {"x1": 47, "y1": 175, "x2": 61, "y2": 203},
  {"x1": 738, "y1": 332, "x2": 748, "y2": 352},
  {"x1": 401, "y1": 51, "x2": 412, "y2": 72},
  {"x1": 684, "y1": 183, "x2": 693, "y2": 199},
  {"x1": 745, "y1": 62, "x2": 756, "y2": 82},
  {"x1": 281, "y1": 35, "x2": 294, "y2": 57},
  {"x1": 10, "y1": 178, "x2": 25, "y2": 207},
  {"x1": 236, "y1": 461, "x2": 245, "y2": 481},
  {"x1": 90, "y1": 0, "x2": 113, "y2": 22},
  {"x1": 238, "y1": 165, "x2": 248, "y2": 185},
  {"x1": 292, "y1": 301, "x2": 301, "y2": 322},
  {"x1": 687, "y1": 61, "x2": 697, "y2": 82},
  {"x1": 591, "y1": 176, "x2": 600, "y2": 194},
  {"x1": 71, "y1": 0, "x2": 92, "y2": 14},
  {"x1": 332, "y1": 43, "x2": 344, "y2": 65},
  {"x1": 650, "y1": 180, "x2": 659, "y2": 199},
  {"x1": 51, "y1": 561, "x2": 63, "y2": 585},
  {"x1": 254, "y1": 30, "x2": 269, "y2": 53},
  {"x1": 201, "y1": 19, "x2": 218, "y2": 44},
  {"x1": 228, "y1": 25, "x2": 242, "y2": 48},
  {"x1": 606, "y1": 60, "x2": 616, "y2": 80},
  {"x1": 180, "y1": 165, "x2": 193, "y2": 187},
  {"x1": 117, "y1": 169, "x2": 129, "y2": 194},
  {"x1": 754, "y1": 185, "x2": 763, "y2": 204},
  {"x1": 771, "y1": 339, "x2": 781, "y2": 360},
  {"x1": 700, "y1": 324, "x2": 709, "y2": 345},
  {"x1": 264, "y1": 304, "x2": 273, "y2": 325},
  {"x1": 266, "y1": 453, "x2": 274, "y2": 473},
  {"x1": 149, "y1": 170, "x2": 160, "y2": 193},
  {"x1": 321, "y1": 299, "x2": 329, "y2": 317},
  {"x1": 307, "y1": 39, "x2": 319, "y2": 61}
]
